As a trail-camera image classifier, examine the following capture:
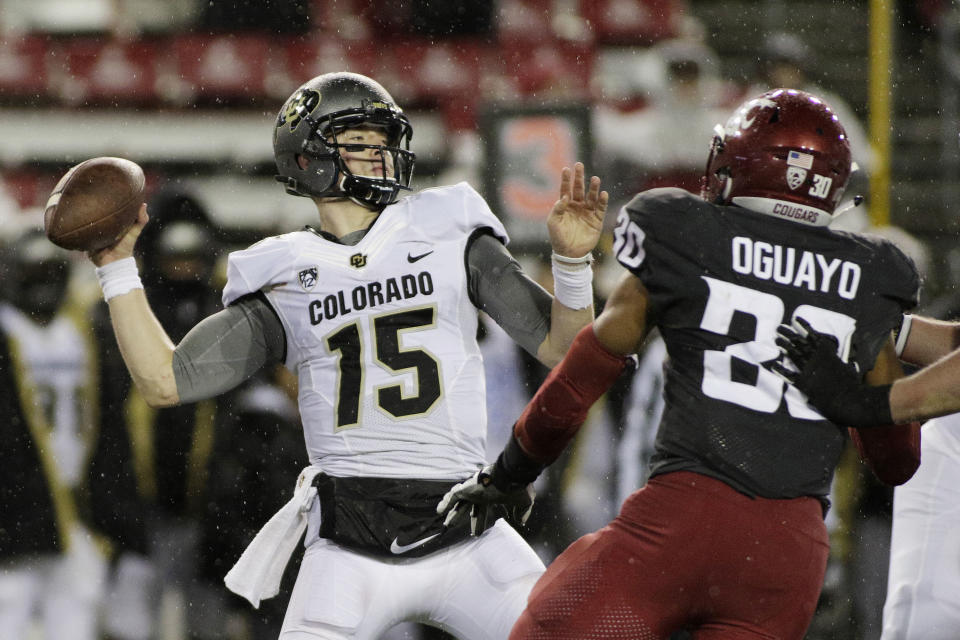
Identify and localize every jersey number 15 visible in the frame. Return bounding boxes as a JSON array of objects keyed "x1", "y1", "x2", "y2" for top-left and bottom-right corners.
[{"x1": 325, "y1": 305, "x2": 443, "y2": 429}]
